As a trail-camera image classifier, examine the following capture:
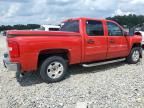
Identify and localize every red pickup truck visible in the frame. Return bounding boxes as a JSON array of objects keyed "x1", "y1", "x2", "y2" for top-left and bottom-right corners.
[{"x1": 3, "y1": 17, "x2": 142, "y2": 83}]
